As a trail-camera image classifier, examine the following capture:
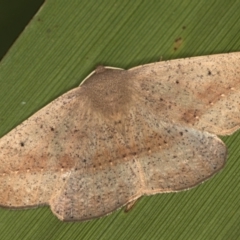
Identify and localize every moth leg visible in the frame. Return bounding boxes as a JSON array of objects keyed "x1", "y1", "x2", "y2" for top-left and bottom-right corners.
[{"x1": 124, "y1": 199, "x2": 139, "y2": 212}]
